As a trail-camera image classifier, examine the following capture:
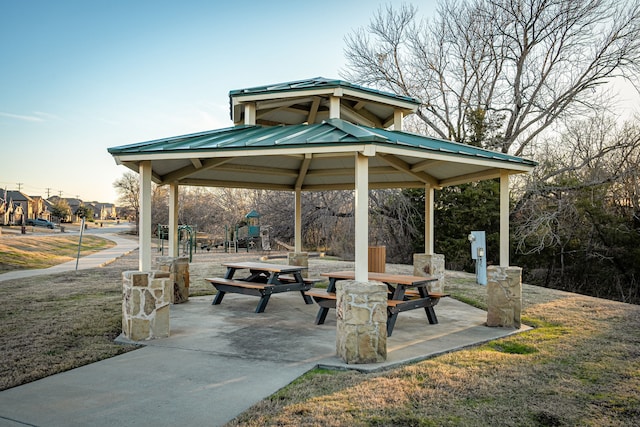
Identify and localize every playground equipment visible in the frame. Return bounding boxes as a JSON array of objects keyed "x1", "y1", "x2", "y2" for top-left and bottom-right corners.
[
  {"x1": 157, "y1": 224, "x2": 196, "y2": 262},
  {"x1": 224, "y1": 210, "x2": 265, "y2": 253}
]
